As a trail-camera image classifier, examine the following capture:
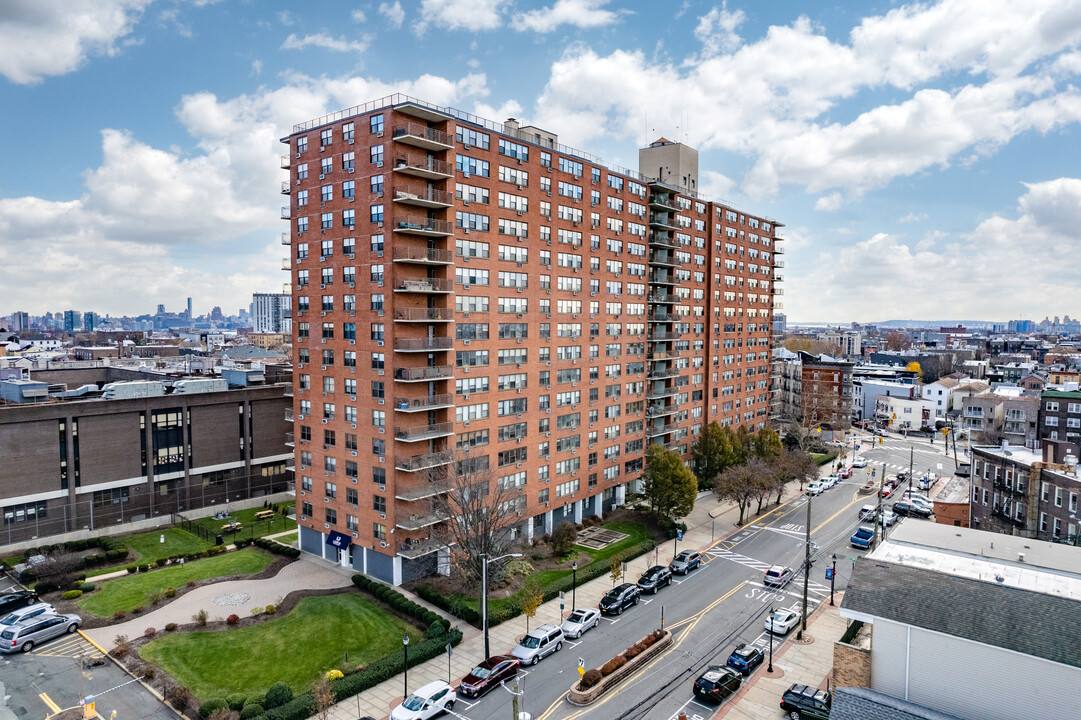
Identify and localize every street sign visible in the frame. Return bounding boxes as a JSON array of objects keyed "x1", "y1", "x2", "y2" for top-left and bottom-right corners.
[
  {"x1": 578, "y1": 657, "x2": 585, "y2": 668},
  {"x1": 825, "y1": 568, "x2": 834, "y2": 580},
  {"x1": 676, "y1": 529, "x2": 683, "y2": 541}
]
